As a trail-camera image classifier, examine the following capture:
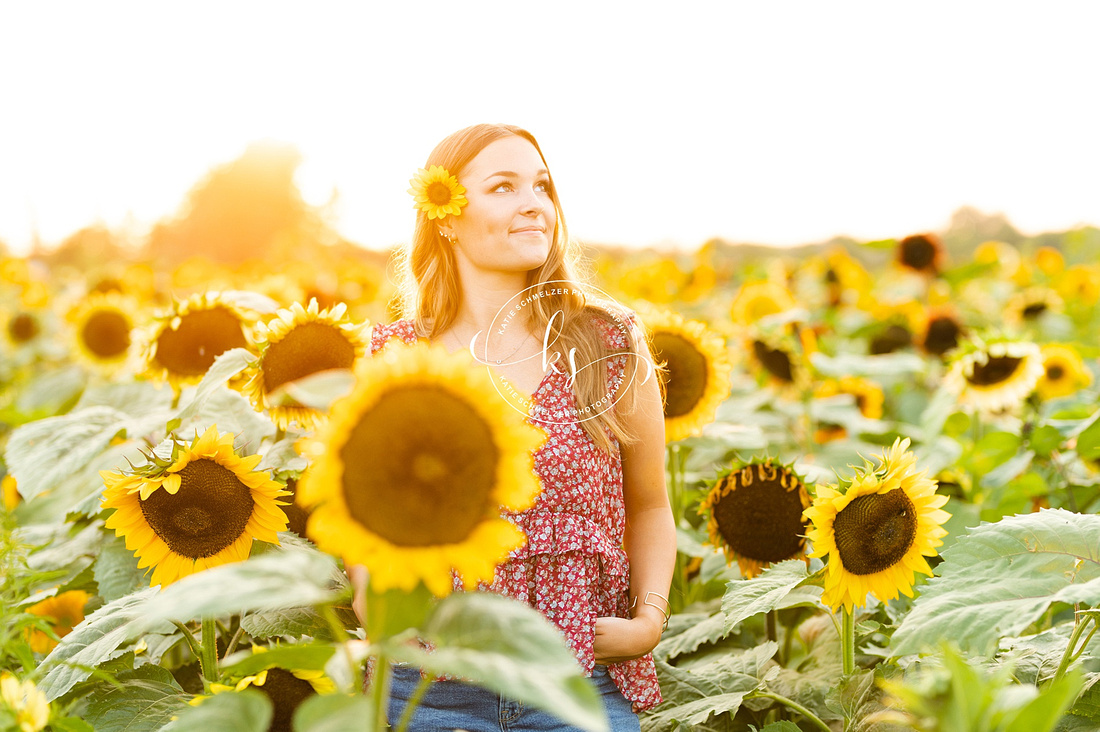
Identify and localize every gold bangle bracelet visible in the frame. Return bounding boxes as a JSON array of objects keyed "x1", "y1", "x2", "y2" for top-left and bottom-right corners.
[{"x1": 630, "y1": 591, "x2": 672, "y2": 631}]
